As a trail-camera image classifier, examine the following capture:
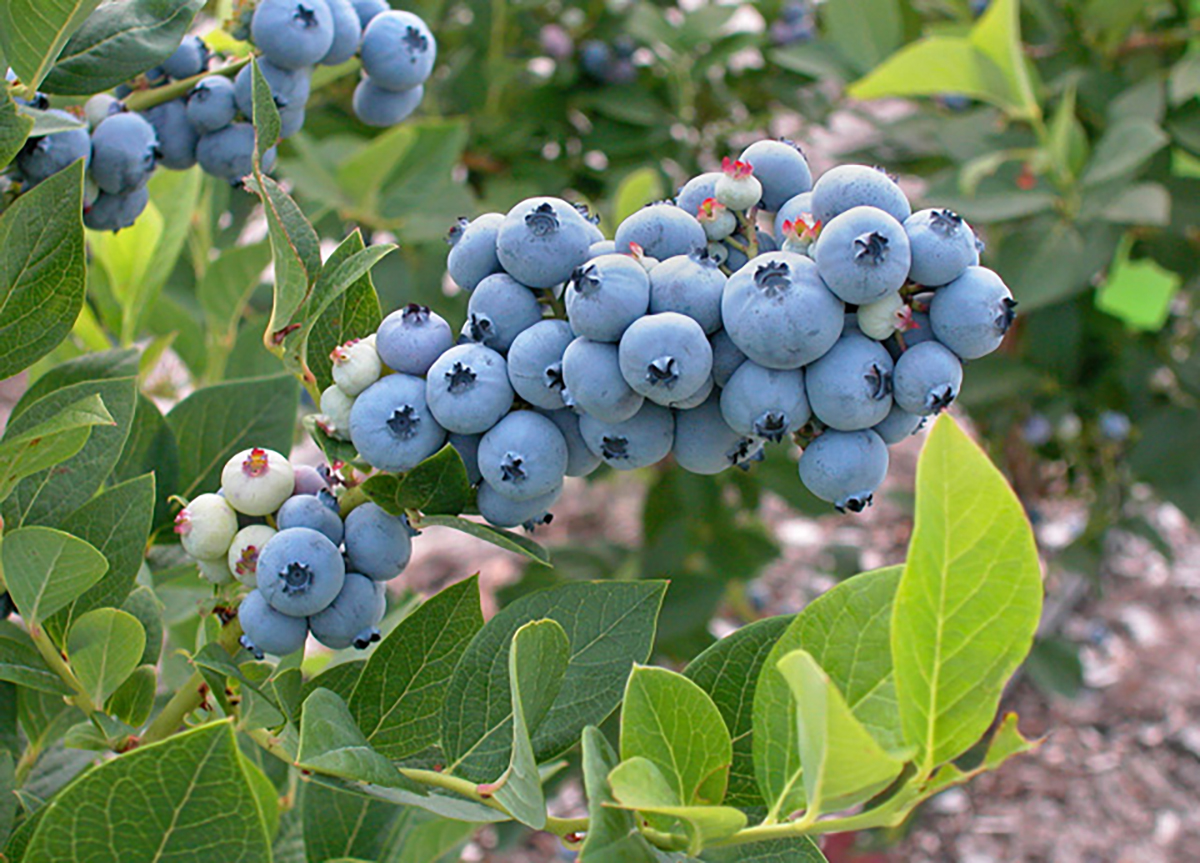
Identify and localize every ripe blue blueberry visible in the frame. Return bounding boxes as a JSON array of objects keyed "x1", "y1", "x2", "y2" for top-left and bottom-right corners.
[
  {"x1": 496, "y1": 196, "x2": 595, "y2": 289},
  {"x1": 614, "y1": 202, "x2": 707, "y2": 262},
  {"x1": 375, "y1": 304, "x2": 454, "y2": 376},
  {"x1": 175, "y1": 493, "x2": 239, "y2": 560},
  {"x1": 477, "y1": 411, "x2": 569, "y2": 501},
  {"x1": 350, "y1": 373, "x2": 447, "y2": 471},
  {"x1": 904, "y1": 208, "x2": 978, "y2": 287},
  {"x1": 562, "y1": 337, "x2": 645, "y2": 424},
  {"x1": 477, "y1": 480, "x2": 561, "y2": 530},
  {"x1": 197, "y1": 123, "x2": 277, "y2": 185},
  {"x1": 352, "y1": 78, "x2": 424, "y2": 127},
  {"x1": 360, "y1": 10, "x2": 437, "y2": 92},
  {"x1": 872, "y1": 403, "x2": 926, "y2": 445},
  {"x1": 1021, "y1": 413, "x2": 1053, "y2": 447},
  {"x1": 674, "y1": 172, "x2": 722, "y2": 217},
  {"x1": 539, "y1": 408, "x2": 602, "y2": 477},
  {"x1": 424, "y1": 343, "x2": 514, "y2": 434},
  {"x1": 1098, "y1": 410, "x2": 1131, "y2": 442},
  {"x1": 143, "y1": 99, "x2": 199, "y2": 170},
  {"x1": 239, "y1": 590, "x2": 308, "y2": 658},
  {"x1": 321, "y1": 0, "x2": 363, "y2": 65},
  {"x1": 278, "y1": 493, "x2": 344, "y2": 545},
  {"x1": 738, "y1": 139, "x2": 813, "y2": 212},
  {"x1": 162, "y1": 35, "x2": 210, "y2": 79},
  {"x1": 672, "y1": 394, "x2": 764, "y2": 475},
  {"x1": 928, "y1": 266, "x2": 1016, "y2": 359},
  {"x1": 90, "y1": 112, "x2": 159, "y2": 195},
  {"x1": 234, "y1": 60, "x2": 311, "y2": 119},
  {"x1": 309, "y1": 572, "x2": 387, "y2": 649},
  {"x1": 293, "y1": 464, "x2": 331, "y2": 495},
  {"x1": 618, "y1": 312, "x2": 713, "y2": 406},
  {"x1": 16, "y1": 110, "x2": 91, "y2": 187},
  {"x1": 810, "y1": 164, "x2": 911, "y2": 226},
  {"x1": 798, "y1": 429, "x2": 890, "y2": 513},
  {"x1": 709, "y1": 329, "x2": 747, "y2": 388},
  {"x1": 721, "y1": 251, "x2": 844, "y2": 369},
  {"x1": 252, "y1": 0, "x2": 335, "y2": 70},
  {"x1": 187, "y1": 75, "x2": 238, "y2": 135},
  {"x1": 813, "y1": 205, "x2": 911, "y2": 305},
  {"x1": 344, "y1": 502, "x2": 414, "y2": 581},
  {"x1": 221, "y1": 448, "x2": 295, "y2": 516},
  {"x1": 463, "y1": 273, "x2": 544, "y2": 353},
  {"x1": 350, "y1": 0, "x2": 388, "y2": 28},
  {"x1": 805, "y1": 332, "x2": 895, "y2": 431},
  {"x1": 507, "y1": 319, "x2": 575, "y2": 410},
  {"x1": 720, "y1": 361, "x2": 809, "y2": 442},
  {"x1": 580, "y1": 402, "x2": 674, "y2": 470},
  {"x1": 447, "y1": 212, "x2": 504, "y2": 291},
  {"x1": 256, "y1": 526, "x2": 346, "y2": 617},
  {"x1": 84, "y1": 187, "x2": 150, "y2": 232},
  {"x1": 448, "y1": 433, "x2": 484, "y2": 485},
  {"x1": 648, "y1": 249, "x2": 726, "y2": 334},
  {"x1": 892, "y1": 341, "x2": 963, "y2": 416},
  {"x1": 565, "y1": 253, "x2": 651, "y2": 342},
  {"x1": 664, "y1": 374, "x2": 714, "y2": 409},
  {"x1": 589, "y1": 239, "x2": 617, "y2": 257}
]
